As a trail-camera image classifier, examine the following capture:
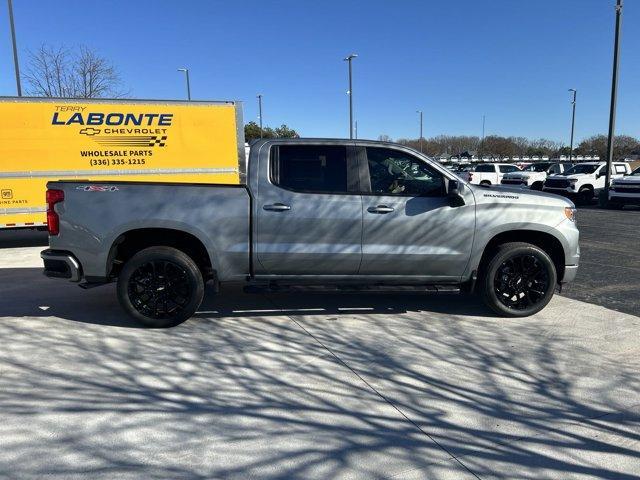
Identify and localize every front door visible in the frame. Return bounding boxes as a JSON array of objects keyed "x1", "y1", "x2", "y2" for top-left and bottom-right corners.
[
  {"x1": 255, "y1": 143, "x2": 362, "y2": 275},
  {"x1": 358, "y1": 146, "x2": 475, "y2": 281}
]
